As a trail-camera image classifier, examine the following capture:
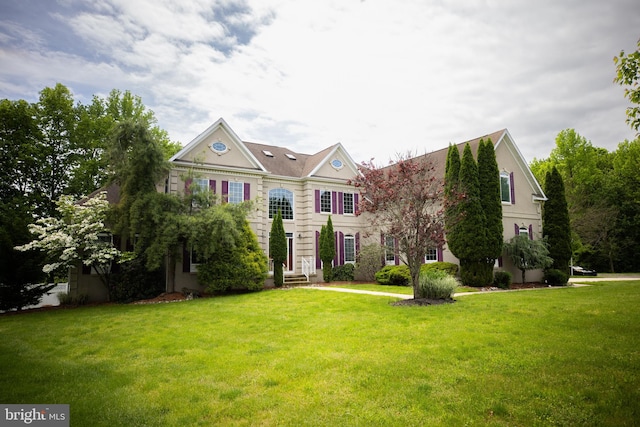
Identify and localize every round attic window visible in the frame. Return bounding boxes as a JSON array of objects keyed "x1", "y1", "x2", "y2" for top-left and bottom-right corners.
[
  {"x1": 331, "y1": 159, "x2": 343, "y2": 170},
  {"x1": 210, "y1": 141, "x2": 228, "y2": 154}
]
